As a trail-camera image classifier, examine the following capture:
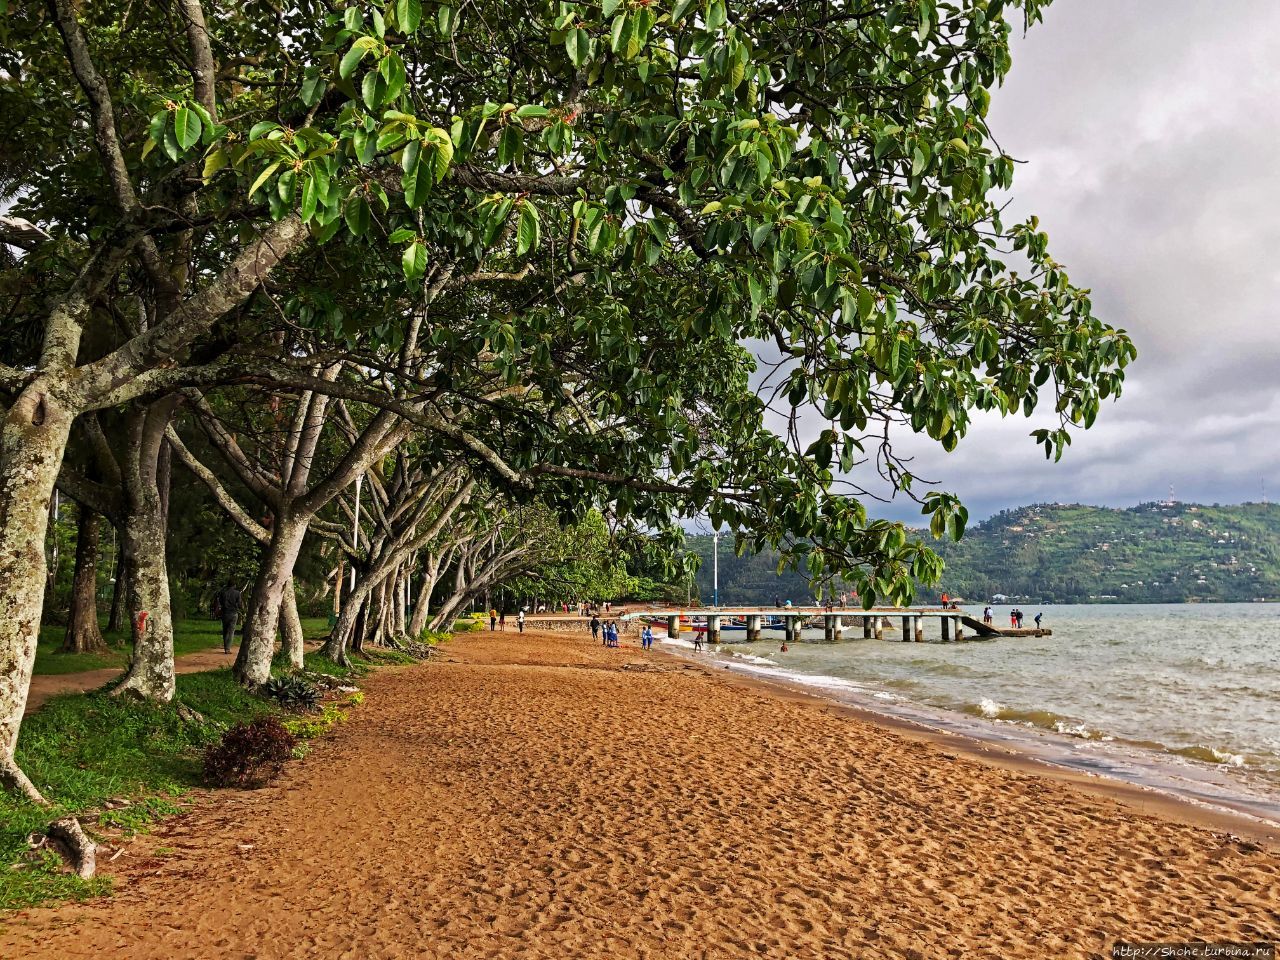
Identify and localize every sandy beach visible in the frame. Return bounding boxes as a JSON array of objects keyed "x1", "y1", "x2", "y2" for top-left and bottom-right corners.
[{"x1": 2, "y1": 628, "x2": 1277, "y2": 958}]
